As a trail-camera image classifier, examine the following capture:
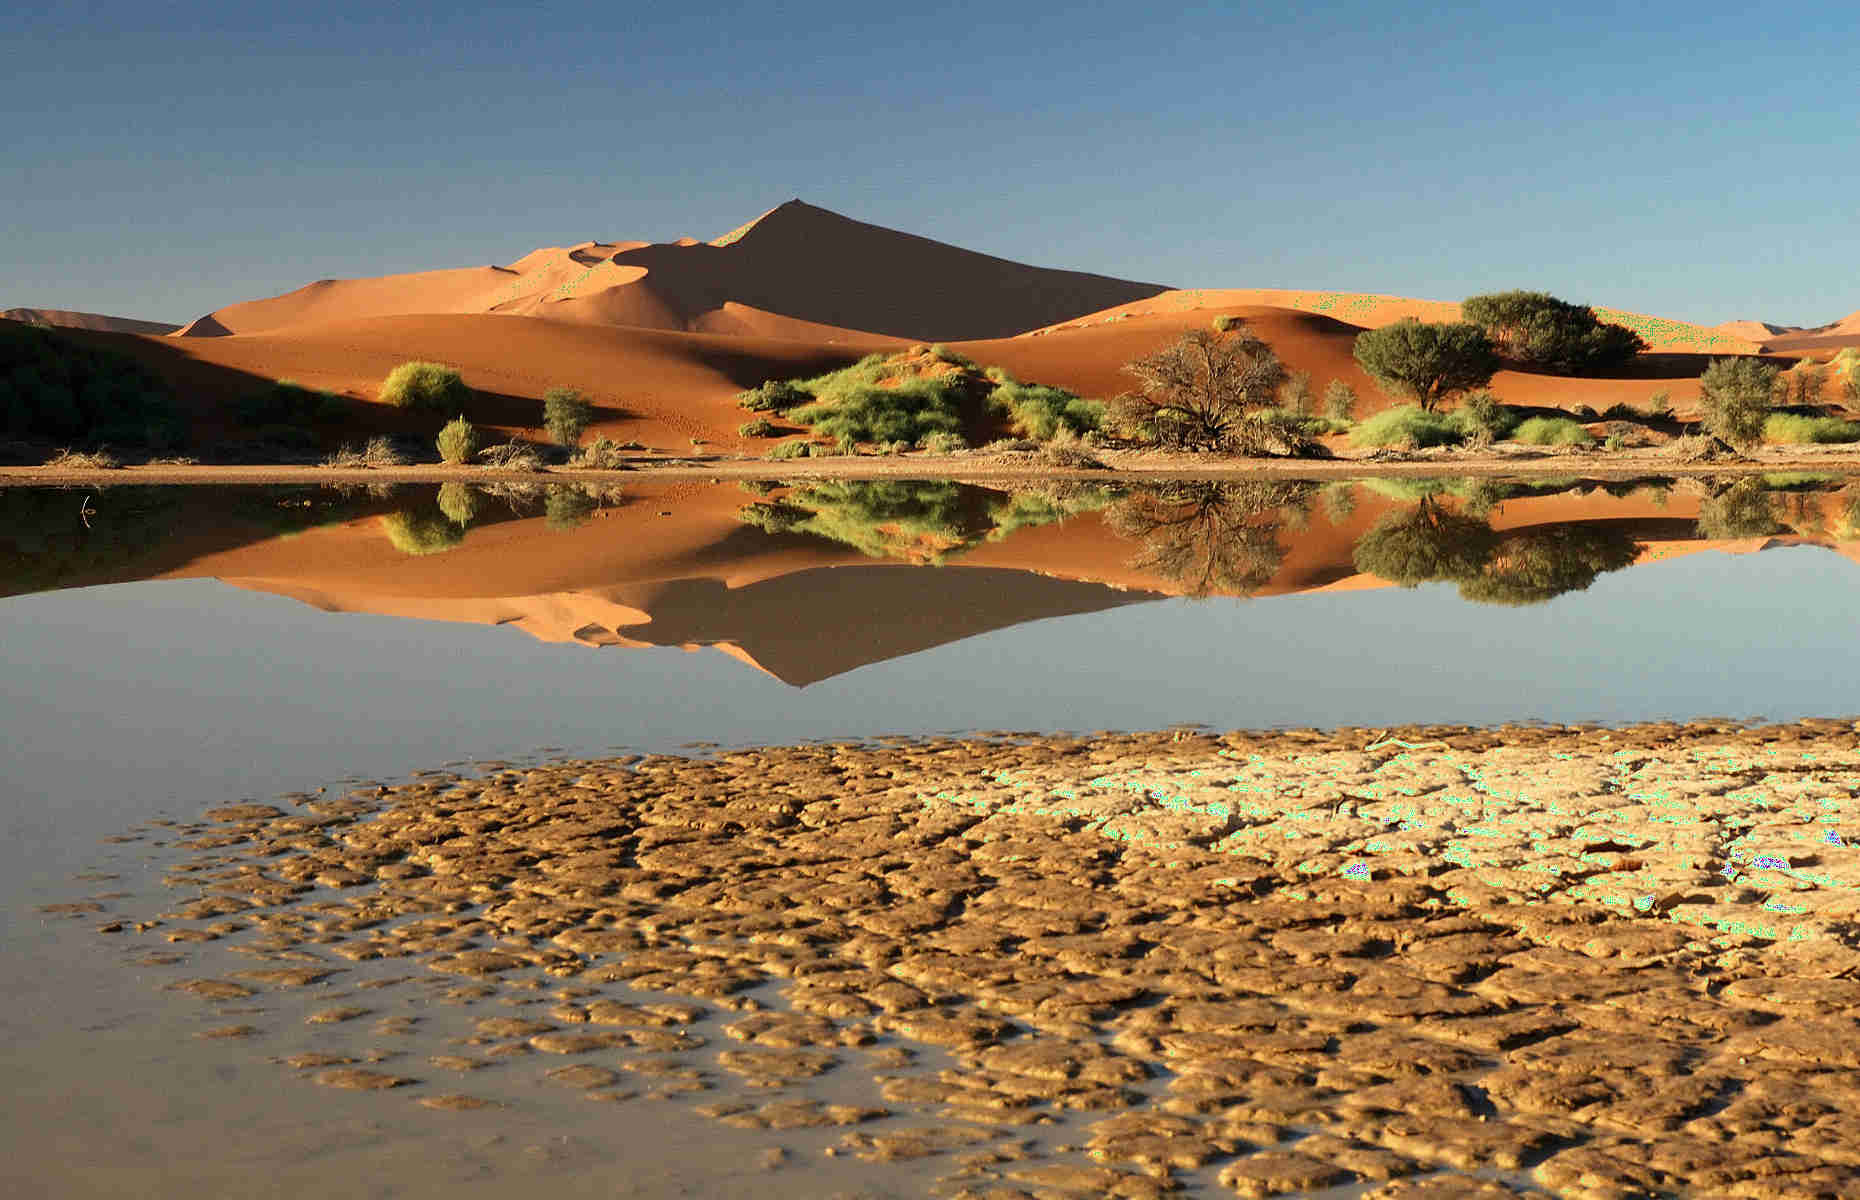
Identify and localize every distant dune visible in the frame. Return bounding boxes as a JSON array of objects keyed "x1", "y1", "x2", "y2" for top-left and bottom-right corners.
[
  {"x1": 3, "y1": 307, "x2": 179, "y2": 335},
  {"x1": 1042, "y1": 289, "x2": 1762, "y2": 355},
  {"x1": 171, "y1": 200, "x2": 1170, "y2": 343}
]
